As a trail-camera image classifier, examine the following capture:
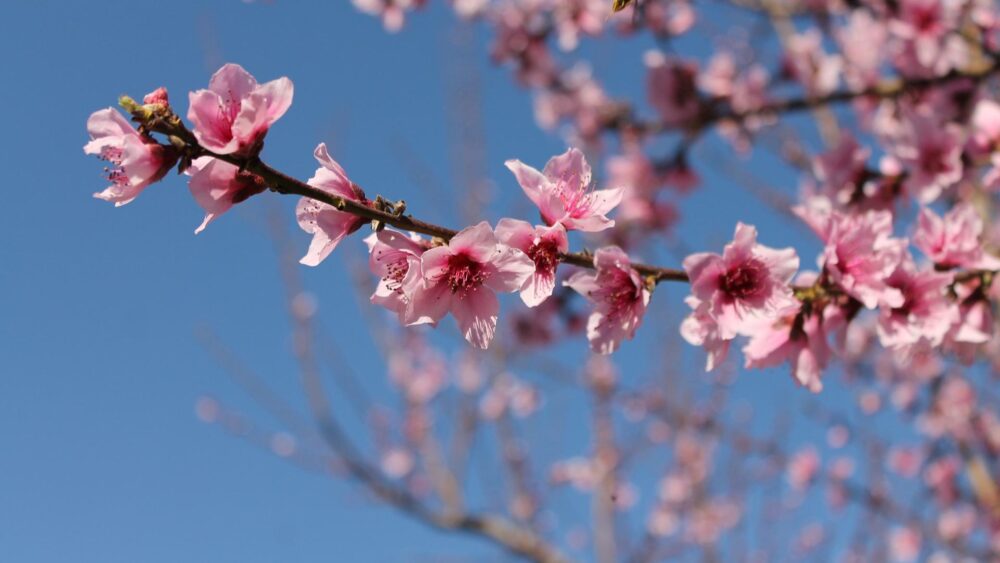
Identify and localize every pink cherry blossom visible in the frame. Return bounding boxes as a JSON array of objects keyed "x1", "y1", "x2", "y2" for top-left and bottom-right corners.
[
  {"x1": 809, "y1": 209, "x2": 907, "y2": 309},
  {"x1": 913, "y1": 203, "x2": 1000, "y2": 269},
  {"x1": 565, "y1": 246, "x2": 652, "y2": 354},
  {"x1": 683, "y1": 222, "x2": 800, "y2": 340},
  {"x1": 551, "y1": 0, "x2": 605, "y2": 52},
  {"x1": 85, "y1": 108, "x2": 178, "y2": 206},
  {"x1": 889, "y1": 110, "x2": 963, "y2": 203},
  {"x1": 532, "y1": 64, "x2": 610, "y2": 142},
  {"x1": 407, "y1": 222, "x2": 534, "y2": 349},
  {"x1": 781, "y1": 30, "x2": 841, "y2": 96},
  {"x1": 742, "y1": 298, "x2": 835, "y2": 393},
  {"x1": 645, "y1": 51, "x2": 701, "y2": 129},
  {"x1": 837, "y1": 10, "x2": 888, "y2": 89},
  {"x1": 494, "y1": 219, "x2": 569, "y2": 307},
  {"x1": 890, "y1": 0, "x2": 966, "y2": 76},
  {"x1": 876, "y1": 260, "x2": 957, "y2": 353},
  {"x1": 296, "y1": 143, "x2": 369, "y2": 266},
  {"x1": 187, "y1": 63, "x2": 293, "y2": 156},
  {"x1": 813, "y1": 134, "x2": 871, "y2": 206},
  {"x1": 786, "y1": 447, "x2": 820, "y2": 491},
  {"x1": 888, "y1": 526, "x2": 921, "y2": 562},
  {"x1": 186, "y1": 157, "x2": 265, "y2": 234},
  {"x1": 969, "y1": 99, "x2": 1000, "y2": 156},
  {"x1": 505, "y1": 148, "x2": 623, "y2": 232},
  {"x1": 679, "y1": 297, "x2": 730, "y2": 371},
  {"x1": 364, "y1": 229, "x2": 428, "y2": 323},
  {"x1": 353, "y1": 0, "x2": 426, "y2": 33}
]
